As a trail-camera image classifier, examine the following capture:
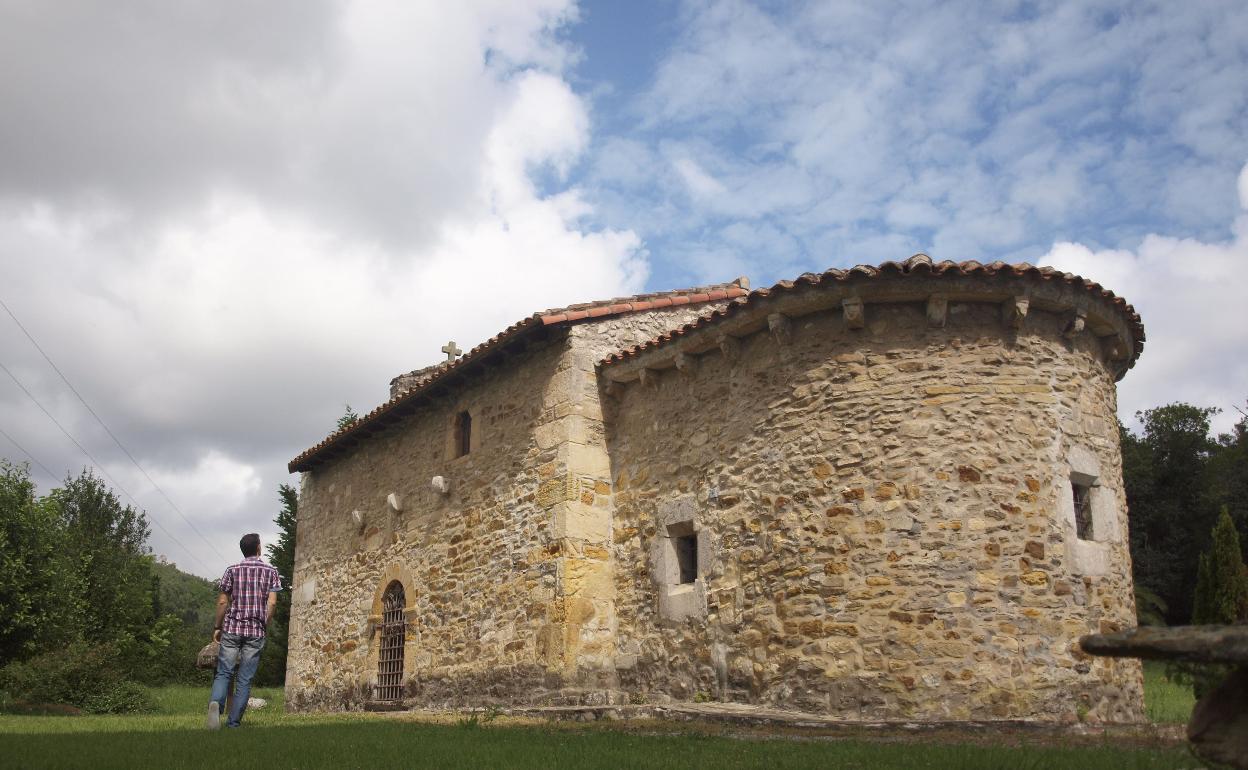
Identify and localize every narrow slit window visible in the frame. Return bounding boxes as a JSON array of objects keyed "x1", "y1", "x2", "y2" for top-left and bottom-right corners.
[
  {"x1": 675, "y1": 533, "x2": 698, "y2": 584},
  {"x1": 1072, "y1": 480, "x2": 1093, "y2": 540},
  {"x1": 455, "y1": 411, "x2": 471, "y2": 457}
]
